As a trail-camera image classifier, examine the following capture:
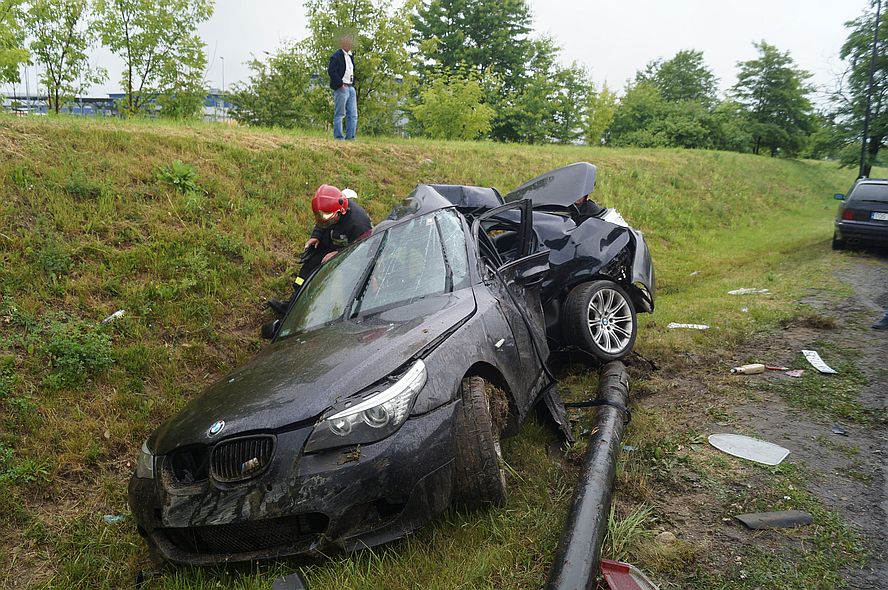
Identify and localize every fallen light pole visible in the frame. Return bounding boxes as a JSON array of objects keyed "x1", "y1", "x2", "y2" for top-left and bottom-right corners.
[{"x1": 546, "y1": 361, "x2": 631, "y2": 590}]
